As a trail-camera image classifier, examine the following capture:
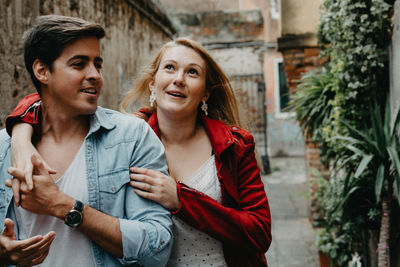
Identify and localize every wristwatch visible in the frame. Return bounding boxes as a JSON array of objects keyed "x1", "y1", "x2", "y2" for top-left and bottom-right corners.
[{"x1": 64, "y1": 200, "x2": 84, "y2": 227}]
